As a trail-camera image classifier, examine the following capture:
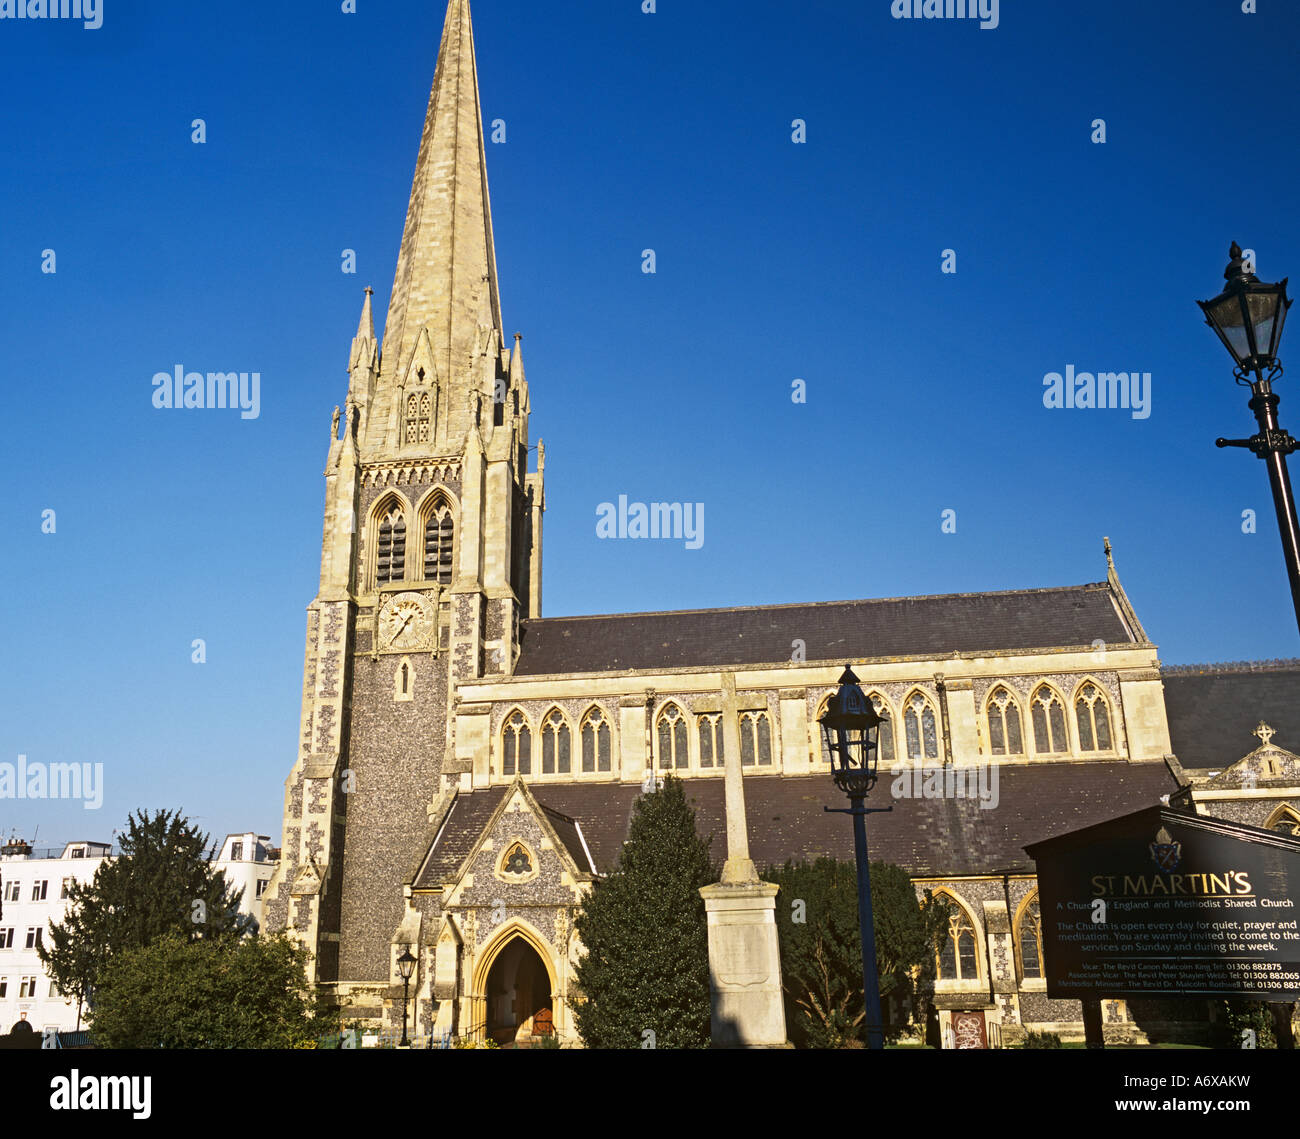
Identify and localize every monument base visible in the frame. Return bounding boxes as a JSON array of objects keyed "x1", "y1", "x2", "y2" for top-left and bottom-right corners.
[{"x1": 699, "y1": 880, "x2": 790, "y2": 1048}]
